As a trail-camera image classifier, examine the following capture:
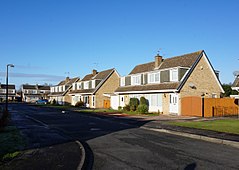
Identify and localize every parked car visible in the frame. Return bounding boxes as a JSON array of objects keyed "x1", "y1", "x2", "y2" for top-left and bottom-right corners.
[{"x1": 36, "y1": 99, "x2": 48, "y2": 104}]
